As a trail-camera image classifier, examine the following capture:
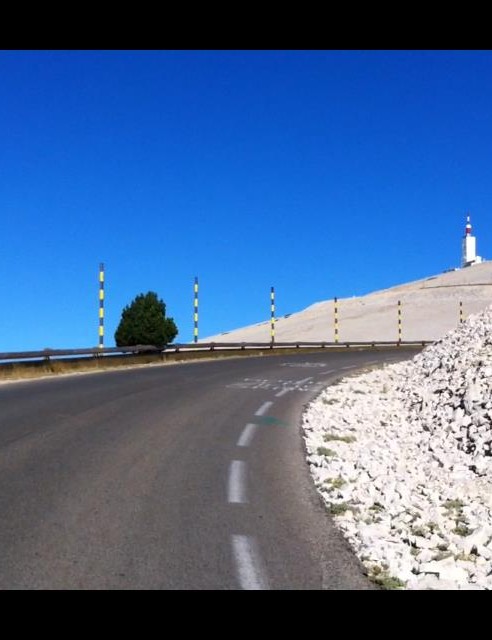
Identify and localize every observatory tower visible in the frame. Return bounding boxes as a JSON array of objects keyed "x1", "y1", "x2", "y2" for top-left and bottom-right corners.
[{"x1": 461, "y1": 214, "x2": 483, "y2": 267}]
